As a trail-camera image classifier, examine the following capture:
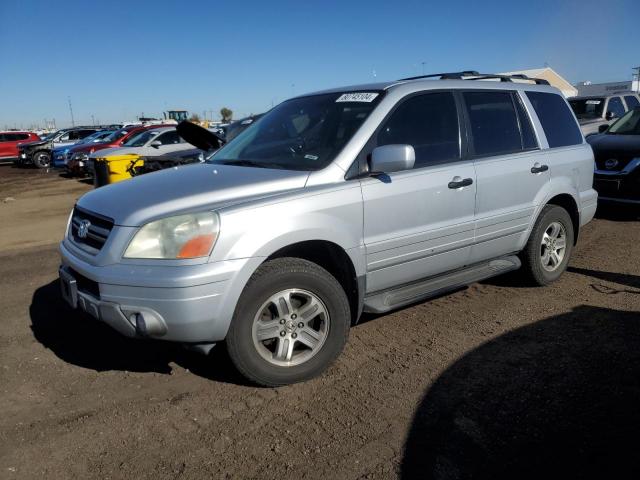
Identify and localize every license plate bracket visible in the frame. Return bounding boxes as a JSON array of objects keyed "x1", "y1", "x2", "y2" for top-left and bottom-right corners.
[{"x1": 59, "y1": 267, "x2": 78, "y2": 308}]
